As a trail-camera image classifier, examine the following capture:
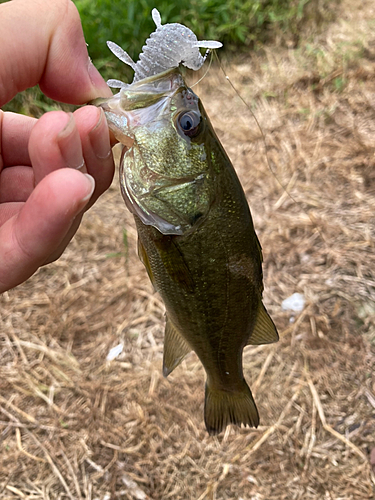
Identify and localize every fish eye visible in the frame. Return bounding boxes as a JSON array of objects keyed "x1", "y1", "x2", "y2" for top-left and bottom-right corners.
[{"x1": 177, "y1": 111, "x2": 201, "y2": 138}]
